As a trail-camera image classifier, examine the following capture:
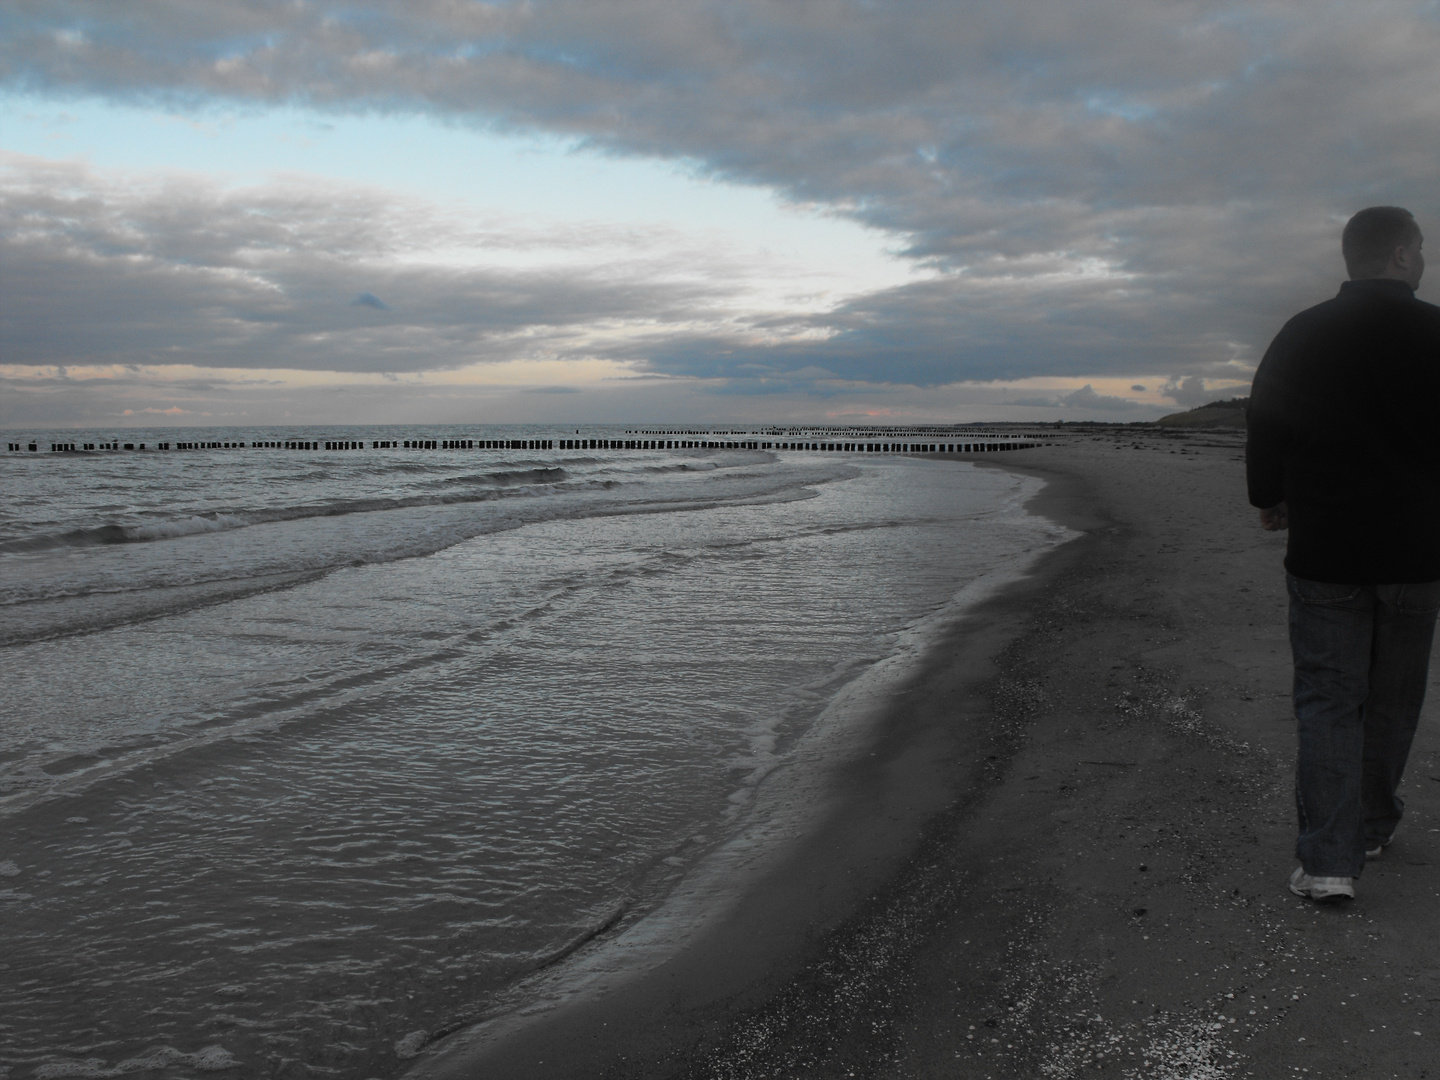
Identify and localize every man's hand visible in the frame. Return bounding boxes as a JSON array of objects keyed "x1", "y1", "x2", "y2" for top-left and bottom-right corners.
[{"x1": 1259, "y1": 501, "x2": 1289, "y2": 531}]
